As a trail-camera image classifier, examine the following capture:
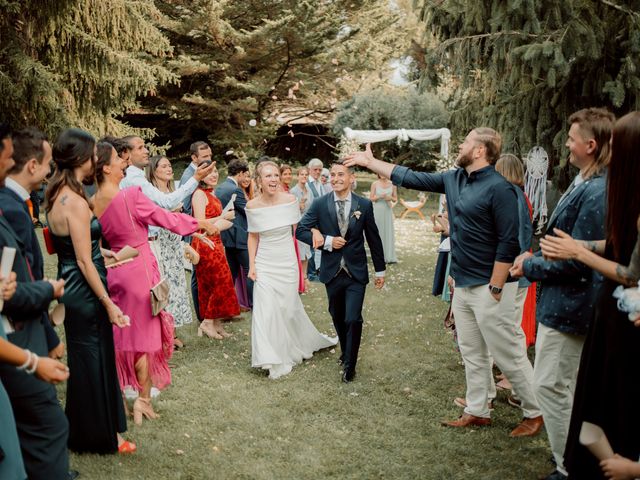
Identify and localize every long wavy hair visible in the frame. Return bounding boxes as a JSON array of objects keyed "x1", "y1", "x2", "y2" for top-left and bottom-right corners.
[
  {"x1": 146, "y1": 155, "x2": 174, "y2": 192},
  {"x1": 44, "y1": 128, "x2": 95, "y2": 212},
  {"x1": 607, "y1": 111, "x2": 640, "y2": 263}
]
